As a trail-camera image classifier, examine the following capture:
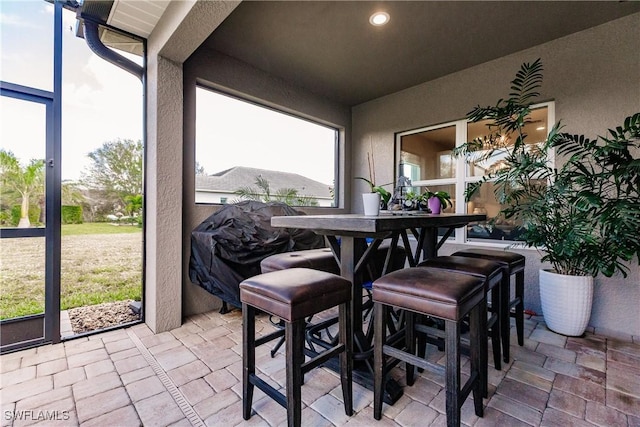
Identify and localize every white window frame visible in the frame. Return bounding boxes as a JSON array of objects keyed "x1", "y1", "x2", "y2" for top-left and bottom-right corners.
[{"x1": 395, "y1": 101, "x2": 555, "y2": 246}]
